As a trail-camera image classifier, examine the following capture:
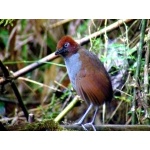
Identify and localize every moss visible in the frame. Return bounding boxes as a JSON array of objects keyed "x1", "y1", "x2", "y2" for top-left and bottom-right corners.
[{"x1": 6, "y1": 119, "x2": 66, "y2": 131}]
